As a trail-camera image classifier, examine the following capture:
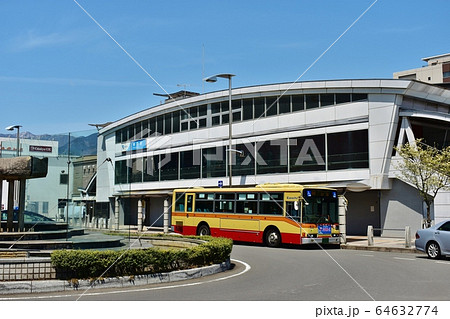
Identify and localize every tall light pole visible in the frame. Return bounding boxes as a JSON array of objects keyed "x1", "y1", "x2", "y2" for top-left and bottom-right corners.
[
  {"x1": 5, "y1": 125, "x2": 22, "y2": 156},
  {"x1": 203, "y1": 73, "x2": 235, "y2": 187}
]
